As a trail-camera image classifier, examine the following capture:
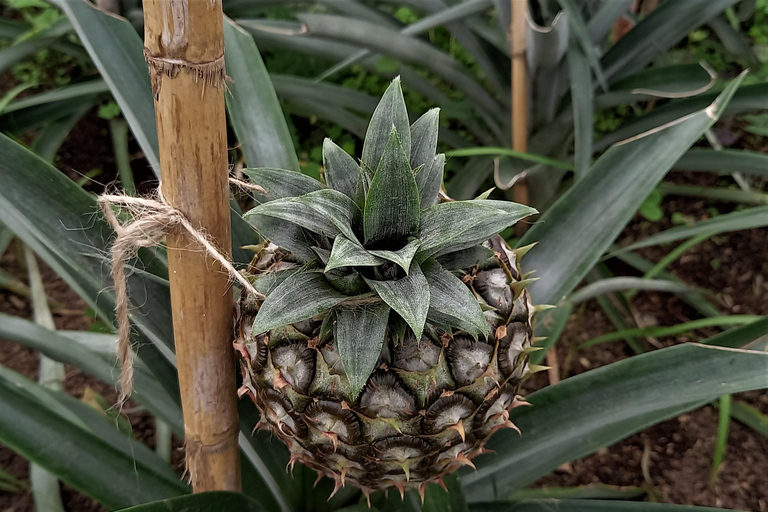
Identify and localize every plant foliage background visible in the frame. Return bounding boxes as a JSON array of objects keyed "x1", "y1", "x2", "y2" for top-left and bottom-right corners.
[{"x1": 0, "y1": 0, "x2": 767, "y2": 511}]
